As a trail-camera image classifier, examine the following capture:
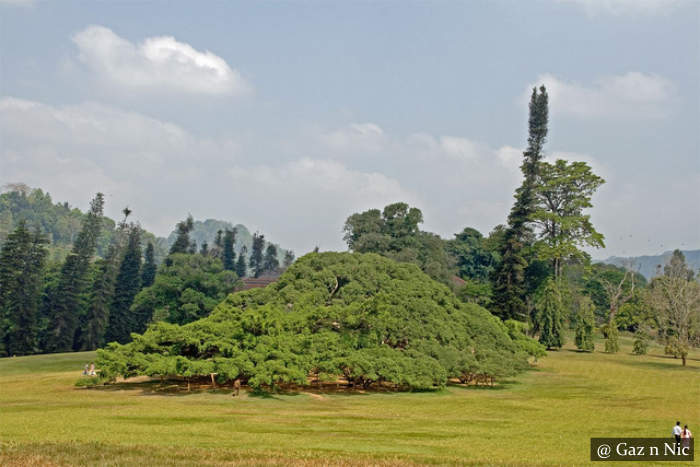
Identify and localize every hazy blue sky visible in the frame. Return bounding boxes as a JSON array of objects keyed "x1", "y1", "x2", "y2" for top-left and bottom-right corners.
[{"x1": 1, "y1": 0, "x2": 698, "y2": 258}]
